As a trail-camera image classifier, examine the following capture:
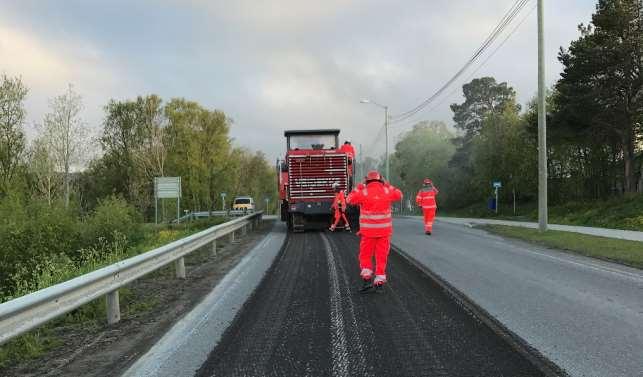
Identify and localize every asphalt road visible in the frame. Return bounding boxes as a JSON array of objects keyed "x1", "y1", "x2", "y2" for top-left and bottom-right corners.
[
  {"x1": 392, "y1": 217, "x2": 643, "y2": 377},
  {"x1": 196, "y1": 231, "x2": 547, "y2": 377}
]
